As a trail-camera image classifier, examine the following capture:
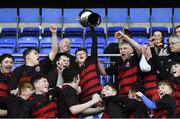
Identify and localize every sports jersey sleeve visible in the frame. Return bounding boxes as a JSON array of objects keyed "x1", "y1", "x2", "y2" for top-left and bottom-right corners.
[
  {"x1": 91, "y1": 28, "x2": 98, "y2": 59},
  {"x1": 63, "y1": 87, "x2": 78, "y2": 108},
  {"x1": 18, "y1": 101, "x2": 32, "y2": 117},
  {"x1": 40, "y1": 56, "x2": 53, "y2": 75},
  {"x1": 105, "y1": 63, "x2": 118, "y2": 75},
  {"x1": 140, "y1": 95, "x2": 157, "y2": 109},
  {"x1": 156, "y1": 94, "x2": 175, "y2": 109},
  {"x1": 9, "y1": 67, "x2": 22, "y2": 90}
]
